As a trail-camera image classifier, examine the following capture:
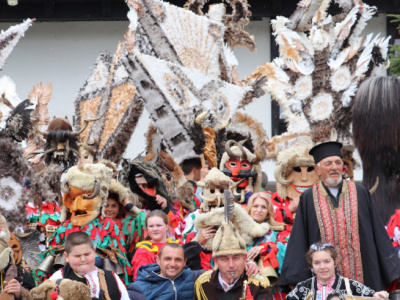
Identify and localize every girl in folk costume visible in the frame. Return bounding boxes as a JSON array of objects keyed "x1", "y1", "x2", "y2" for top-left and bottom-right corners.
[
  {"x1": 287, "y1": 242, "x2": 388, "y2": 300},
  {"x1": 246, "y1": 192, "x2": 287, "y2": 300},
  {"x1": 130, "y1": 210, "x2": 180, "y2": 281}
]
